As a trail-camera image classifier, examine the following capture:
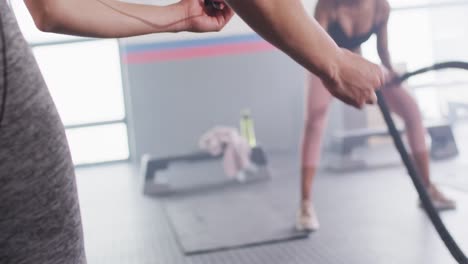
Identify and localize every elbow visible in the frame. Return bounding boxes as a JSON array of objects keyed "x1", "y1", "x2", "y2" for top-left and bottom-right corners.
[
  {"x1": 33, "y1": 10, "x2": 58, "y2": 33},
  {"x1": 27, "y1": 2, "x2": 61, "y2": 33},
  {"x1": 33, "y1": 19, "x2": 55, "y2": 33}
]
